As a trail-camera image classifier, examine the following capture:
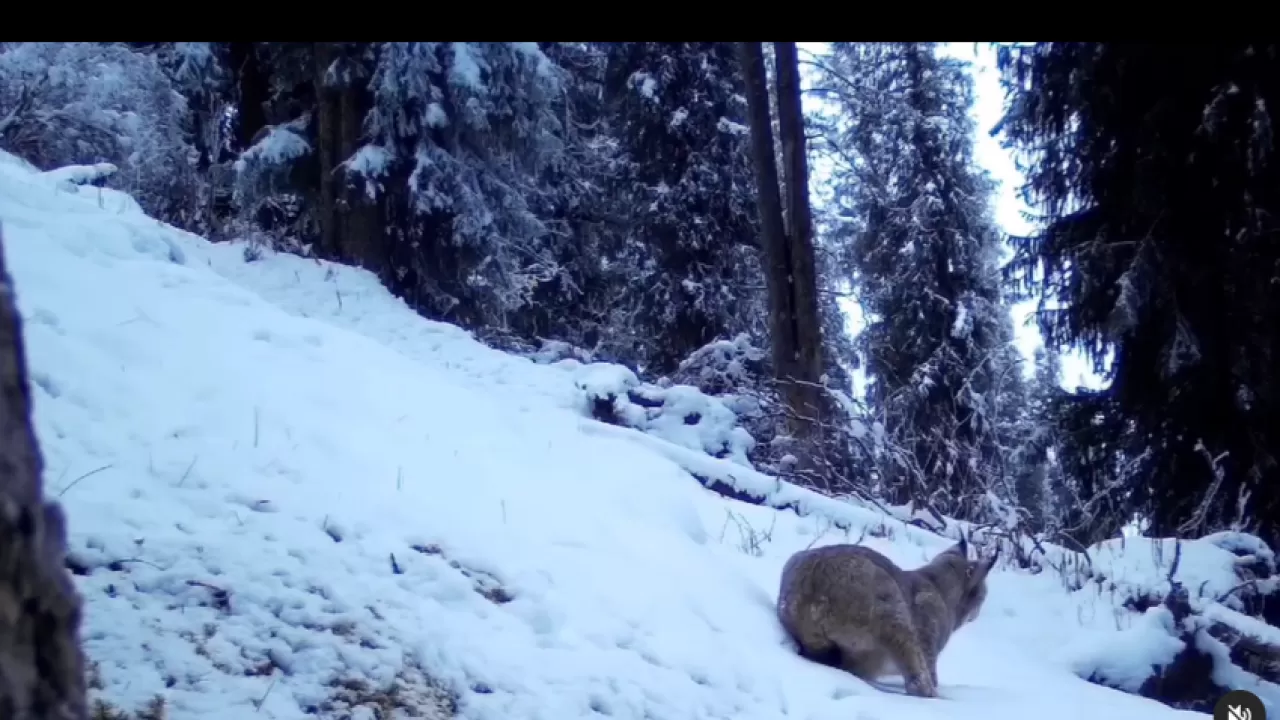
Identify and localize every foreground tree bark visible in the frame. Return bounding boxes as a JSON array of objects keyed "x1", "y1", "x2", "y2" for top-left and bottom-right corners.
[
  {"x1": 0, "y1": 224, "x2": 88, "y2": 720},
  {"x1": 737, "y1": 42, "x2": 826, "y2": 470}
]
